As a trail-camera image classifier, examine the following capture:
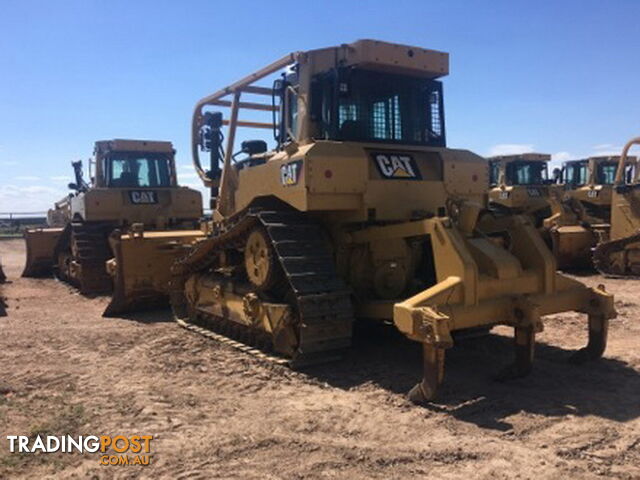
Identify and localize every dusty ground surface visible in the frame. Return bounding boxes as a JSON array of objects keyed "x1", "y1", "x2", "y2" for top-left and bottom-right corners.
[{"x1": 0, "y1": 237, "x2": 639, "y2": 479}]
